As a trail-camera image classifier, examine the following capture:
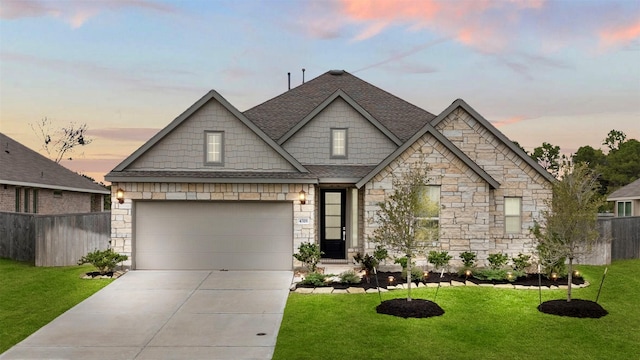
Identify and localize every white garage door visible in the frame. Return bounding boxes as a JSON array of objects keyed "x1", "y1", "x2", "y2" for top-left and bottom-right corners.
[{"x1": 134, "y1": 201, "x2": 293, "y2": 270}]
